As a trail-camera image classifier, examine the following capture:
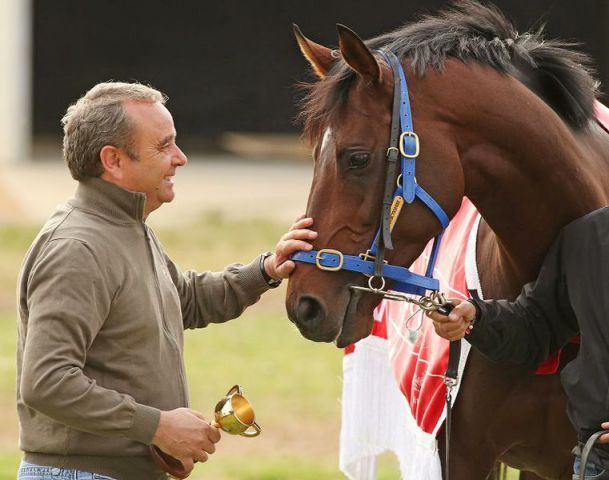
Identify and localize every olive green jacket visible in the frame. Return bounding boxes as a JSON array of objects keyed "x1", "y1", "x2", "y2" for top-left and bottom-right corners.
[{"x1": 17, "y1": 178, "x2": 270, "y2": 479}]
